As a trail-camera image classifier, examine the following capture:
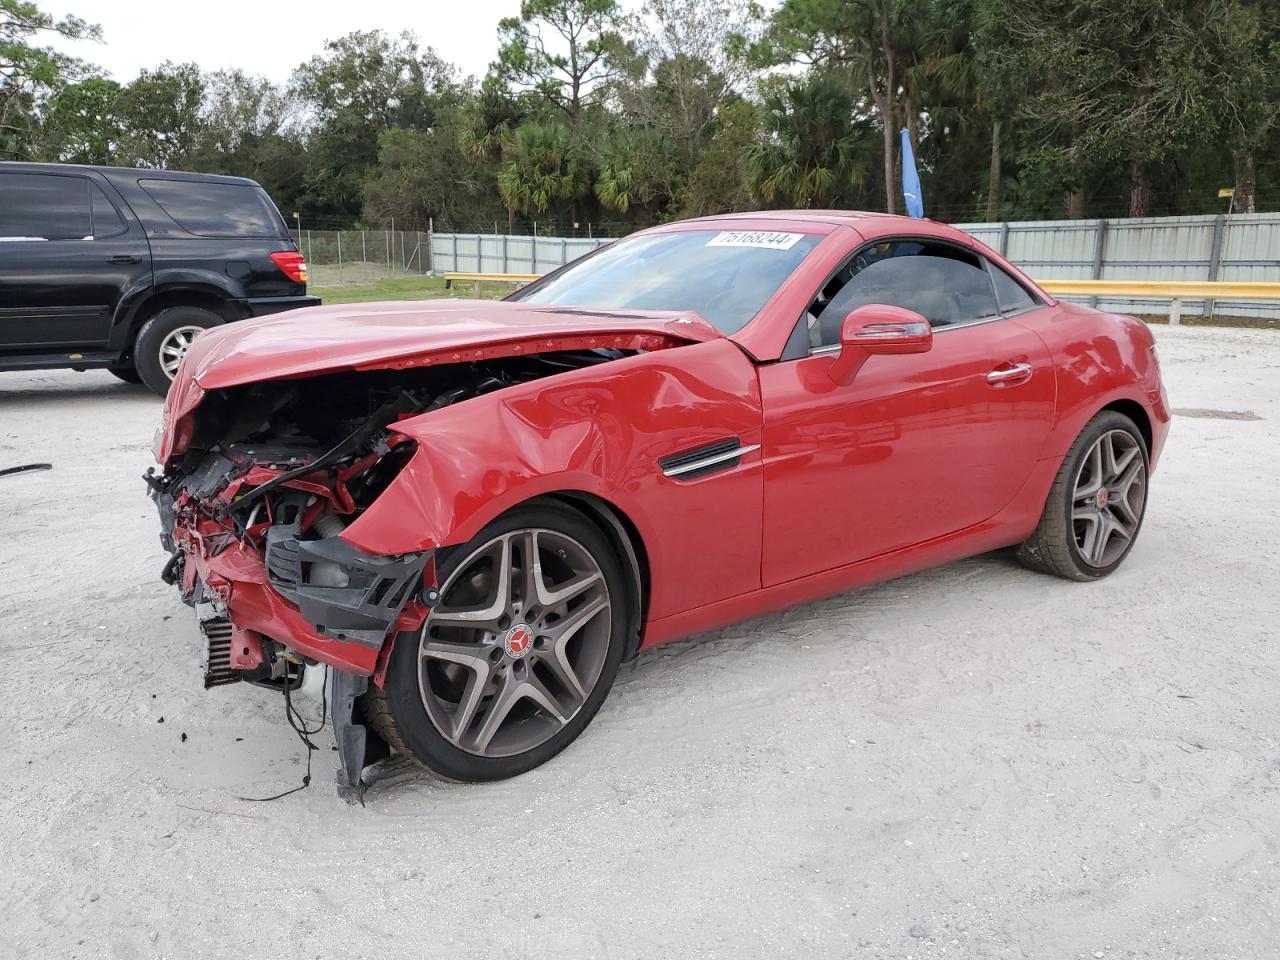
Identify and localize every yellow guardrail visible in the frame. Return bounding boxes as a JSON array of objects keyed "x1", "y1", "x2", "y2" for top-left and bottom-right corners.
[
  {"x1": 443, "y1": 272, "x2": 540, "y2": 289},
  {"x1": 1036, "y1": 280, "x2": 1280, "y2": 324}
]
